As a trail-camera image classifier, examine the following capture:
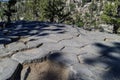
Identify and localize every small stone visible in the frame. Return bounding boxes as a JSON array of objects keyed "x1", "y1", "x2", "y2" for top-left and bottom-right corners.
[
  {"x1": 29, "y1": 30, "x2": 39, "y2": 34},
  {"x1": 77, "y1": 54, "x2": 84, "y2": 63}
]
